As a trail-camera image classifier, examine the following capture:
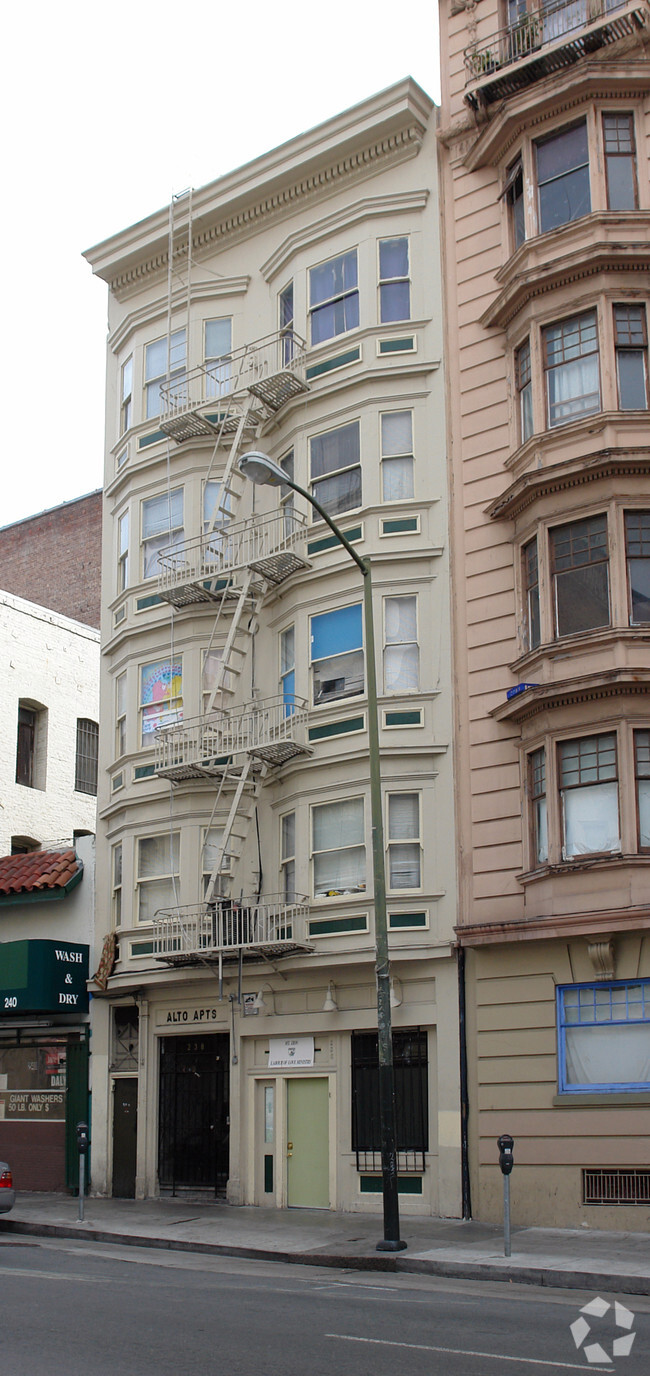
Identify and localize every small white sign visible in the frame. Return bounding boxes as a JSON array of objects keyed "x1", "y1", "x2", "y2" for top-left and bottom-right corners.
[{"x1": 268, "y1": 1036, "x2": 315, "y2": 1069}]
